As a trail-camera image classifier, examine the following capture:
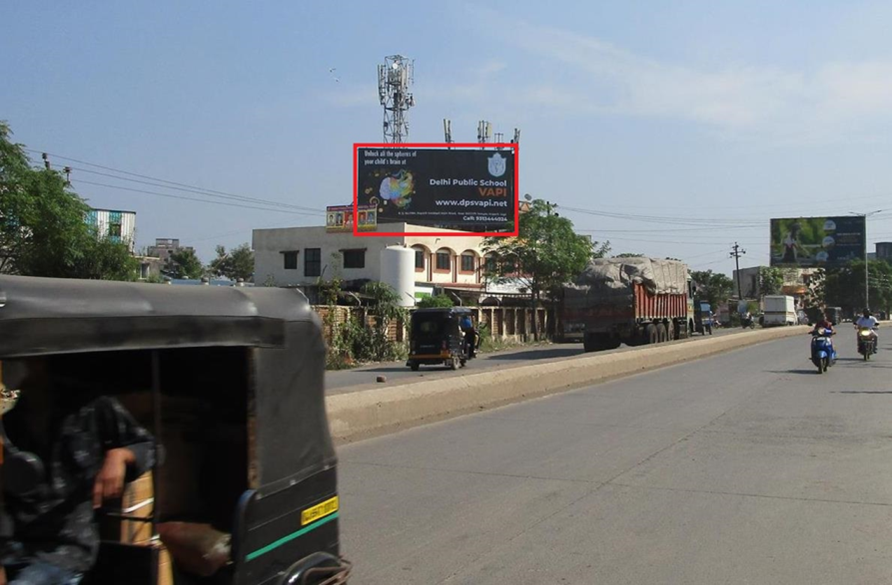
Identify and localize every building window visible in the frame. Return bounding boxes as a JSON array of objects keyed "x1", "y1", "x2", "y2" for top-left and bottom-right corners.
[
  {"x1": 436, "y1": 252, "x2": 451, "y2": 271},
  {"x1": 343, "y1": 249, "x2": 365, "y2": 269},
  {"x1": 461, "y1": 254, "x2": 475, "y2": 272},
  {"x1": 414, "y1": 248, "x2": 425, "y2": 269},
  {"x1": 108, "y1": 222, "x2": 122, "y2": 238},
  {"x1": 304, "y1": 248, "x2": 321, "y2": 277},
  {"x1": 283, "y1": 251, "x2": 298, "y2": 270}
]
